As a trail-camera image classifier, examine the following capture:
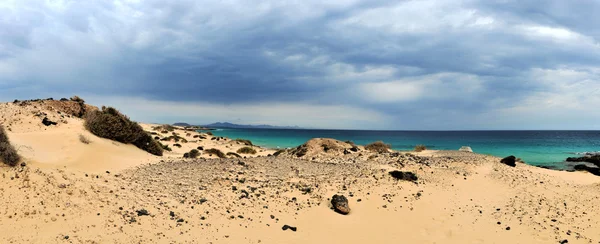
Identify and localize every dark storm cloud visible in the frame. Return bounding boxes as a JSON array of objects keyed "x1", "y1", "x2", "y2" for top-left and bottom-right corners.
[{"x1": 0, "y1": 0, "x2": 599, "y2": 129}]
